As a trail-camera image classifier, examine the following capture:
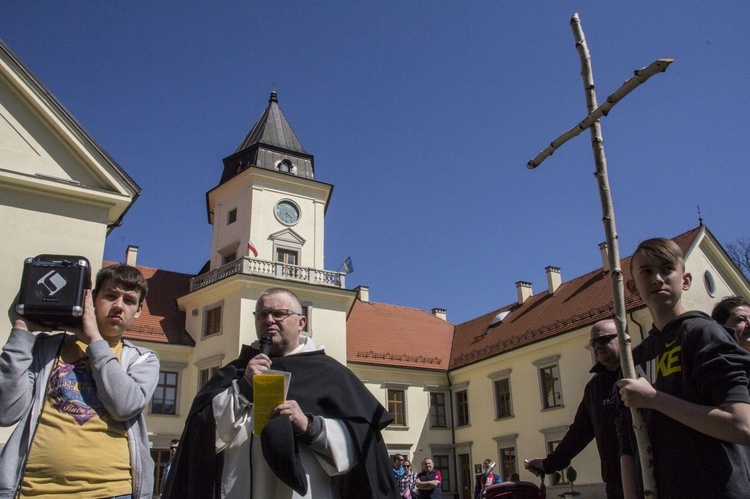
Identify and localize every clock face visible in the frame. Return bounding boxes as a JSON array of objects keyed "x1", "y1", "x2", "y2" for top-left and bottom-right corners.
[{"x1": 275, "y1": 201, "x2": 300, "y2": 225}]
